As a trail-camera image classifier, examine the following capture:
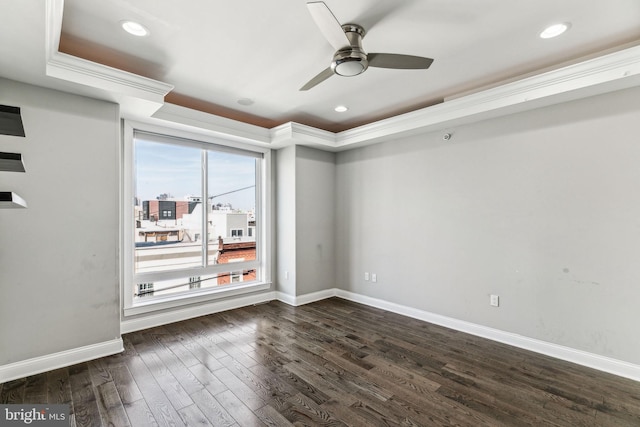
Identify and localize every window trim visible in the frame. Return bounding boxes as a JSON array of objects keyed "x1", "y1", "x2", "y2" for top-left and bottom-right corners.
[{"x1": 122, "y1": 120, "x2": 272, "y2": 317}]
